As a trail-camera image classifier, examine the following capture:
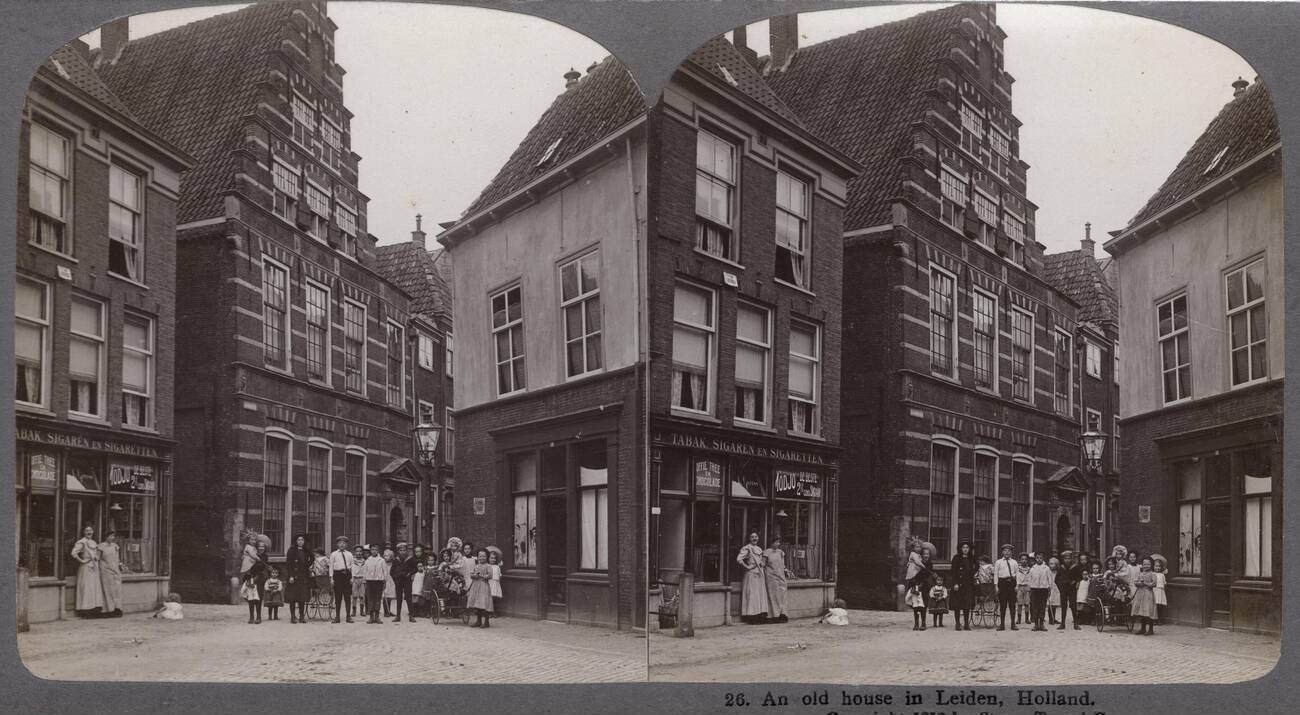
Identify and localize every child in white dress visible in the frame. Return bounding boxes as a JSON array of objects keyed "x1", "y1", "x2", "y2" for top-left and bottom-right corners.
[
  {"x1": 152, "y1": 592, "x2": 184, "y2": 620},
  {"x1": 818, "y1": 598, "x2": 849, "y2": 626},
  {"x1": 1153, "y1": 559, "x2": 1168, "y2": 624},
  {"x1": 487, "y1": 550, "x2": 503, "y2": 609}
]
